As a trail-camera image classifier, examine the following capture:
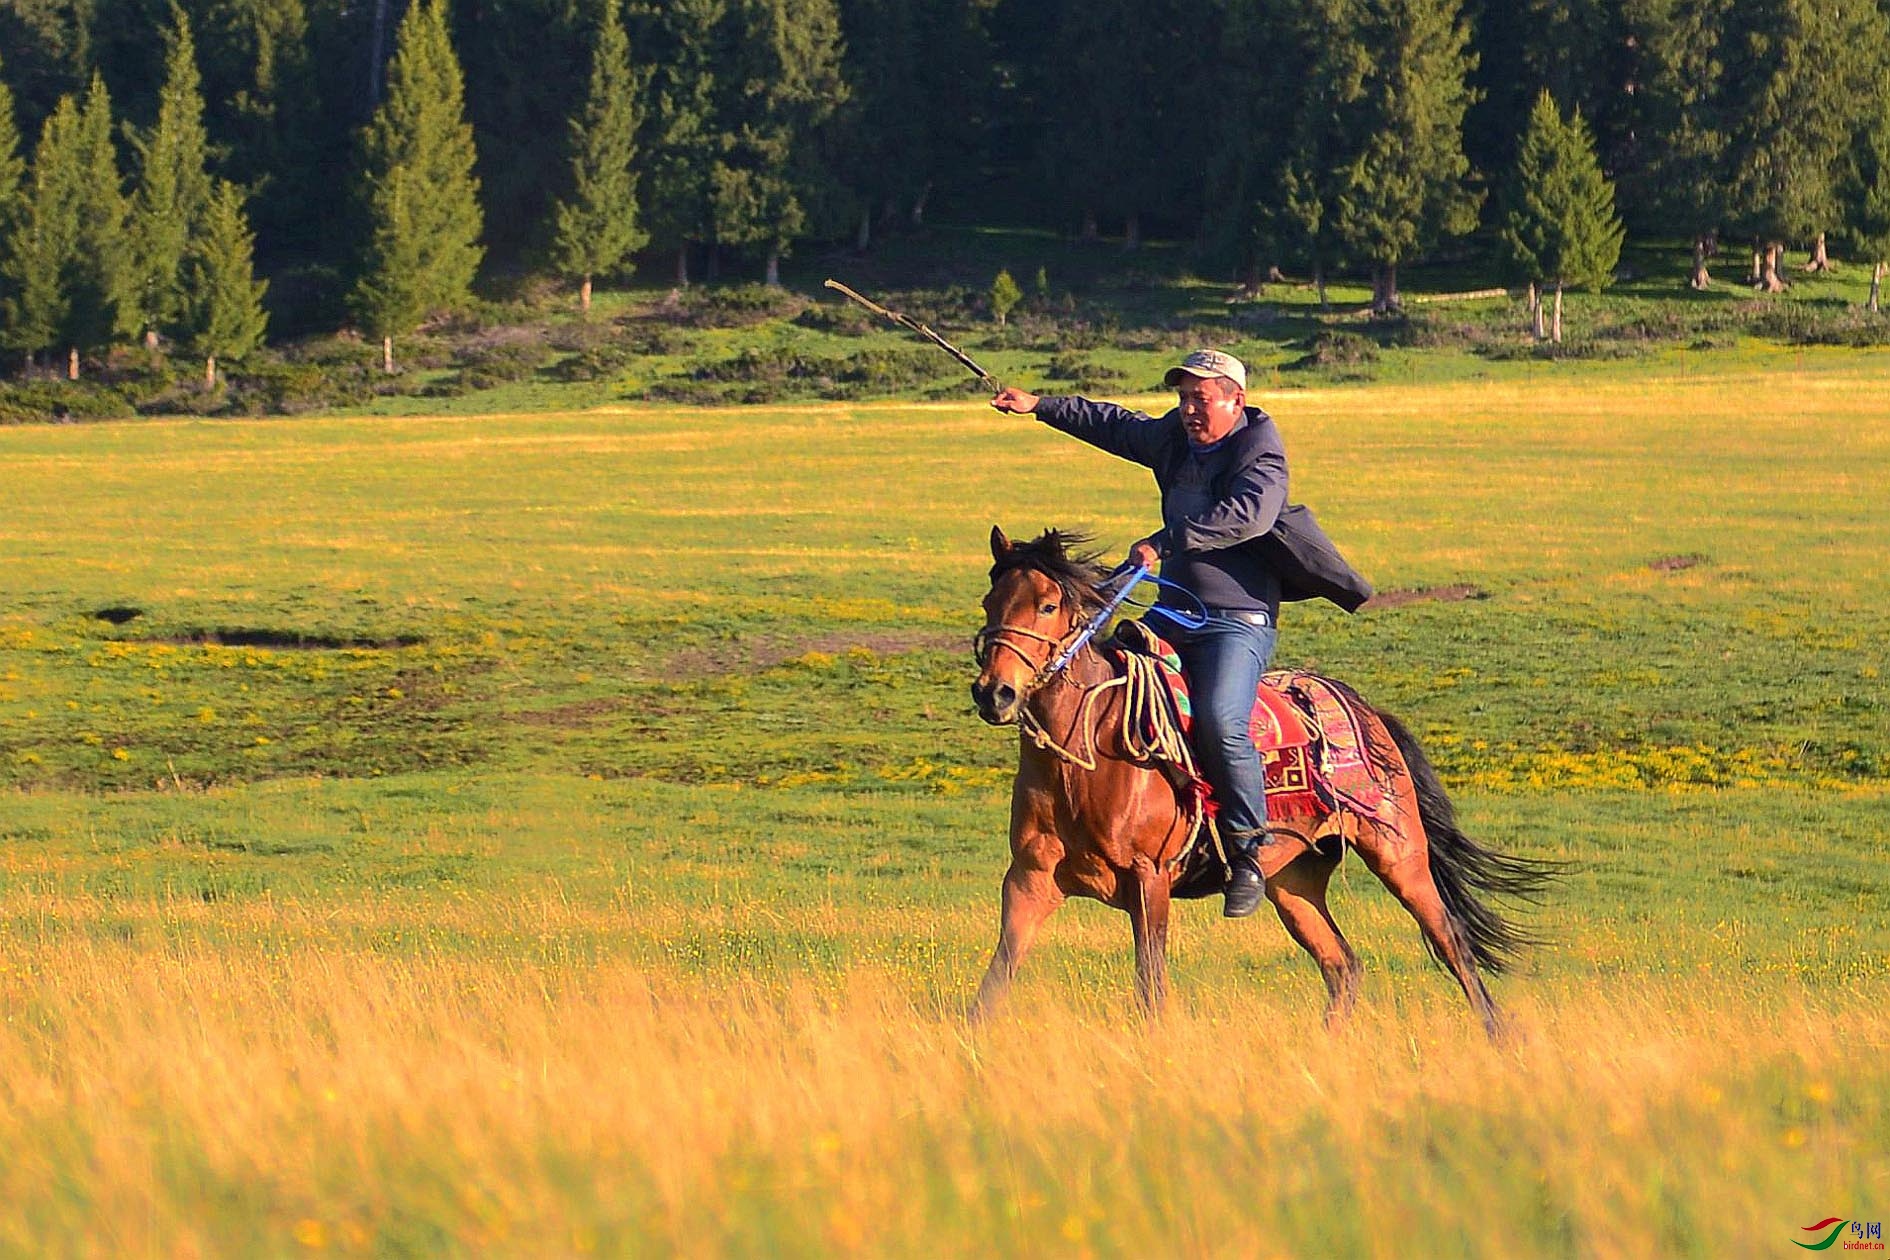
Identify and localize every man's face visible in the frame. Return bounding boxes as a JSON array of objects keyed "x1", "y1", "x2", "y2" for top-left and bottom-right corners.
[{"x1": 1176, "y1": 375, "x2": 1245, "y2": 445}]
